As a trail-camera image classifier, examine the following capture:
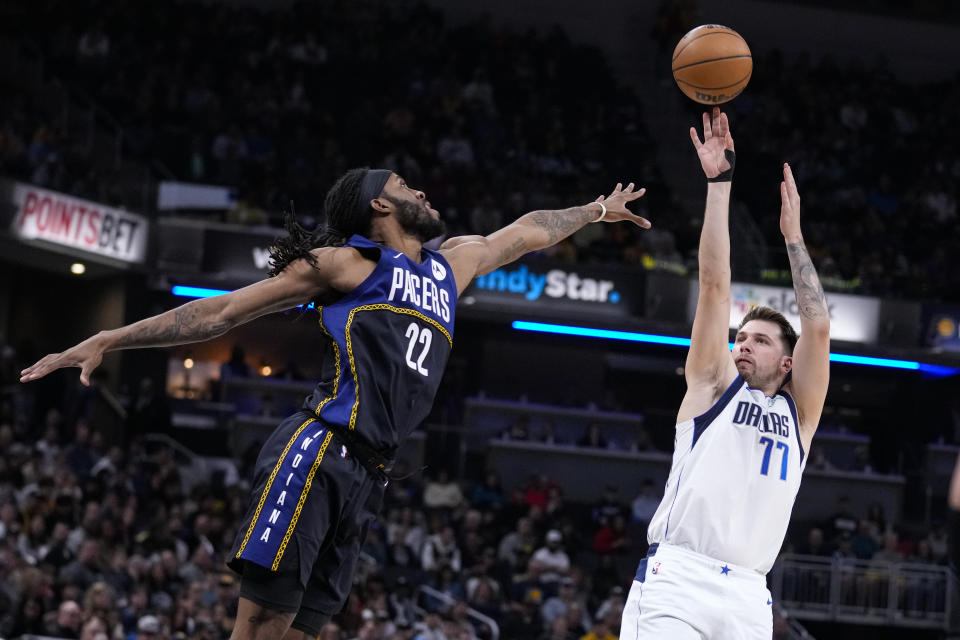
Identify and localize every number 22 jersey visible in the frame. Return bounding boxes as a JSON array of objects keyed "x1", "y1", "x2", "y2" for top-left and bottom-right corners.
[
  {"x1": 646, "y1": 375, "x2": 808, "y2": 573},
  {"x1": 304, "y1": 235, "x2": 457, "y2": 454}
]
